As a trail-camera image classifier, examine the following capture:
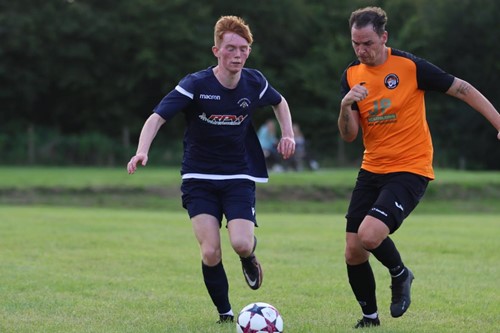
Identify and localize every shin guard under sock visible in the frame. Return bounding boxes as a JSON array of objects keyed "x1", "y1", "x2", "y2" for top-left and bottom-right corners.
[
  {"x1": 369, "y1": 237, "x2": 408, "y2": 282},
  {"x1": 202, "y1": 261, "x2": 231, "y2": 314},
  {"x1": 347, "y1": 261, "x2": 377, "y2": 315}
]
